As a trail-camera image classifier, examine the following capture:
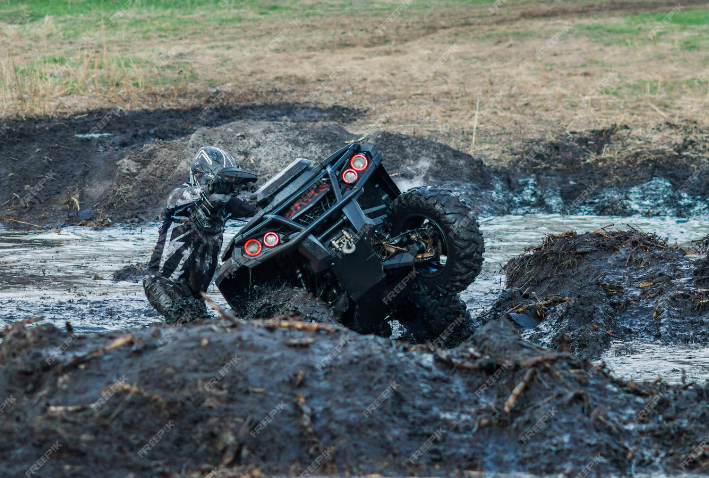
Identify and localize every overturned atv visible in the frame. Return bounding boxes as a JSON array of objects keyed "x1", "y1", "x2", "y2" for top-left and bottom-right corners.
[{"x1": 216, "y1": 143, "x2": 484, "y2": 343}]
